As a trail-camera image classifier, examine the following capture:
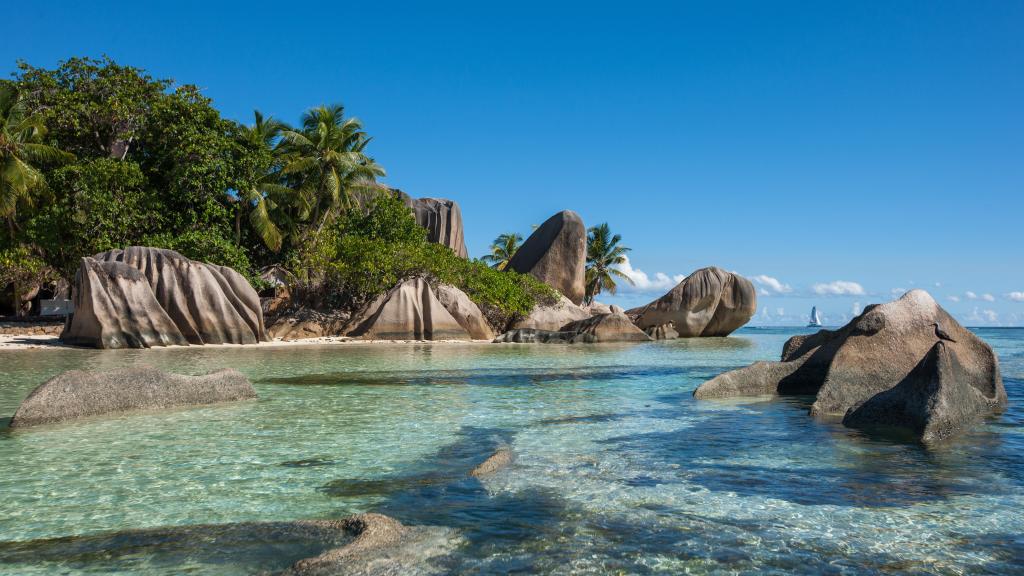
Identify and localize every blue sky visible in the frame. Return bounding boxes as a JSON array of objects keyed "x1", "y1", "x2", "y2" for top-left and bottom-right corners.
[{"x1": 5, "y1": 1, "x2": 1023, "y2": 325}]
